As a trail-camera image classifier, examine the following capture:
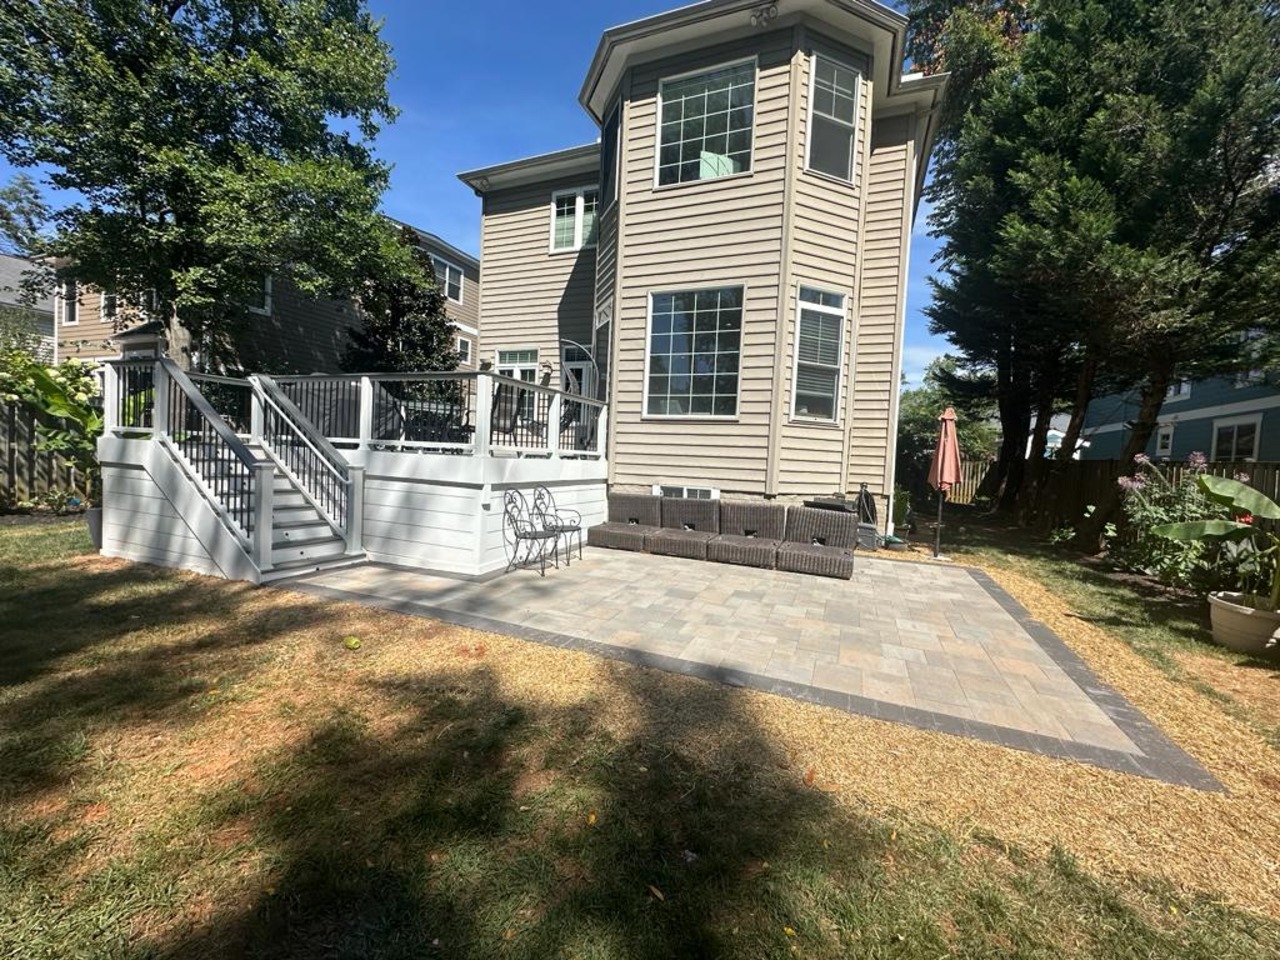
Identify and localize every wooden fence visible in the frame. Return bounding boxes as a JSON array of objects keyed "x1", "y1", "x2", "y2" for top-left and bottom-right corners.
[{"x1": 1, "y1": 400, "x2": 83, "y2": 505}]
